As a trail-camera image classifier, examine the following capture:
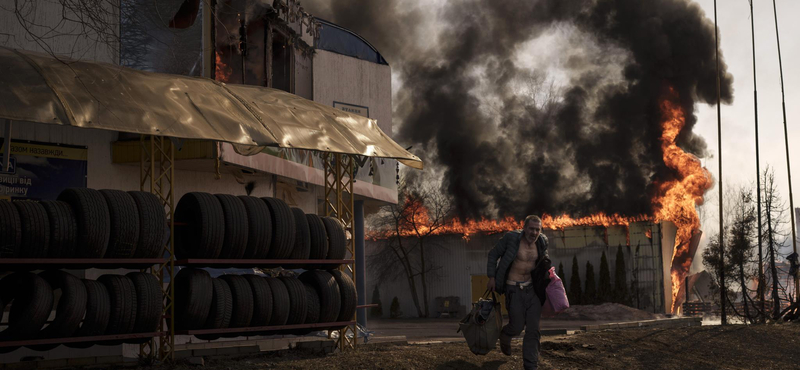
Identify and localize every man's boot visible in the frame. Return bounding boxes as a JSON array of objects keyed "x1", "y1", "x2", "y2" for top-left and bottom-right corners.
[{"x1": 499, "y1": 333, "x2": 512, "y2": 356}]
